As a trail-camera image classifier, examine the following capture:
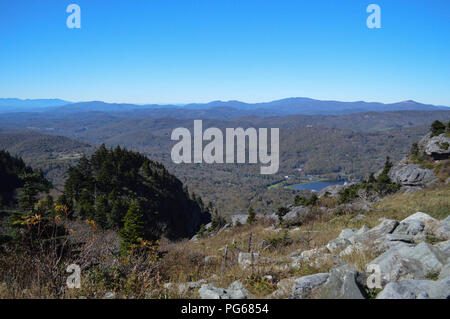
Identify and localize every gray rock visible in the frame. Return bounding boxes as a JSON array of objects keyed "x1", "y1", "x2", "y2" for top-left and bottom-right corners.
[
  {"x1": 400, "y1": 242, "x2": 449, "y2": 273},
  {"x1": 353, "y1": 219, "x2": 399, "y2": 246},
  {"x1": 318, "y1": 182, "x2": 356, "y2": 198},
  {"x1": 198, "y1": 281, "x2": 250, "y2": 299},
  {"x1": 338, "y1": 228, "x2": 358, "y2": 241},
  {"x1": 434, "y1": 216, "x2": 450, "y2": 240},
  {"x1": 231, "y1": 214, "x2": 249, "y2": 225},
  {"x1": 402, "y1": 186, "x2": 423, "y2": 194},
  {"x1": 103, "y1": 292, "x2": 116, "y2": 299},
  {"x1": 424, "y1": 133, "x2": 450, "y2": 158},
  {"x1": 388, "y1": 163, "x2": 437, "y2": 186},
  {"x1": 198, "y1": 284, "x2": 230, "y2": 299},
  {"x1": 434, "y1": 239, "x2": 450, "y2": 255},
  {"x1": 377, "y1": 278, "x2": 450, "y2": 299},
  {"x1": 326, "y1": 237, "x2": 351, "y2": 253},
  {"x1": 368, "y1": 242, "x2": 448, "y2": 285},
  {"x1": 269, "y1": 277, "x2": 297, "y2": 298},
  {"x1": 357, "y1": 225, "x2": 370, "y2": 234},
  {"x1": 178, "y1": 280, "x2": 207, "y2": 295},
  {"x1": 227, "y1": 281, "x2": 251, "y2": 299},
  {"x1": 290, "y1": 273, "x2": 329, "y2": 299},
  {"x1": 320, "y1": 265, "x2": 365, "y2": 299},
  {"x1": 438, "y1": 263, "x2": 450, "y2": 280},
  {"x1": 282, "y1": 206, "x2": 311, "y2": 223},
  {"x1": 385, "y1": 234, "x2": 415, "y2": 243},
  {"x1": 401, "y1": 212, "x2": 438, "y2": 229},
  {"x1": 393, "y1": 219, "x2": 425, "y2": 236}
]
